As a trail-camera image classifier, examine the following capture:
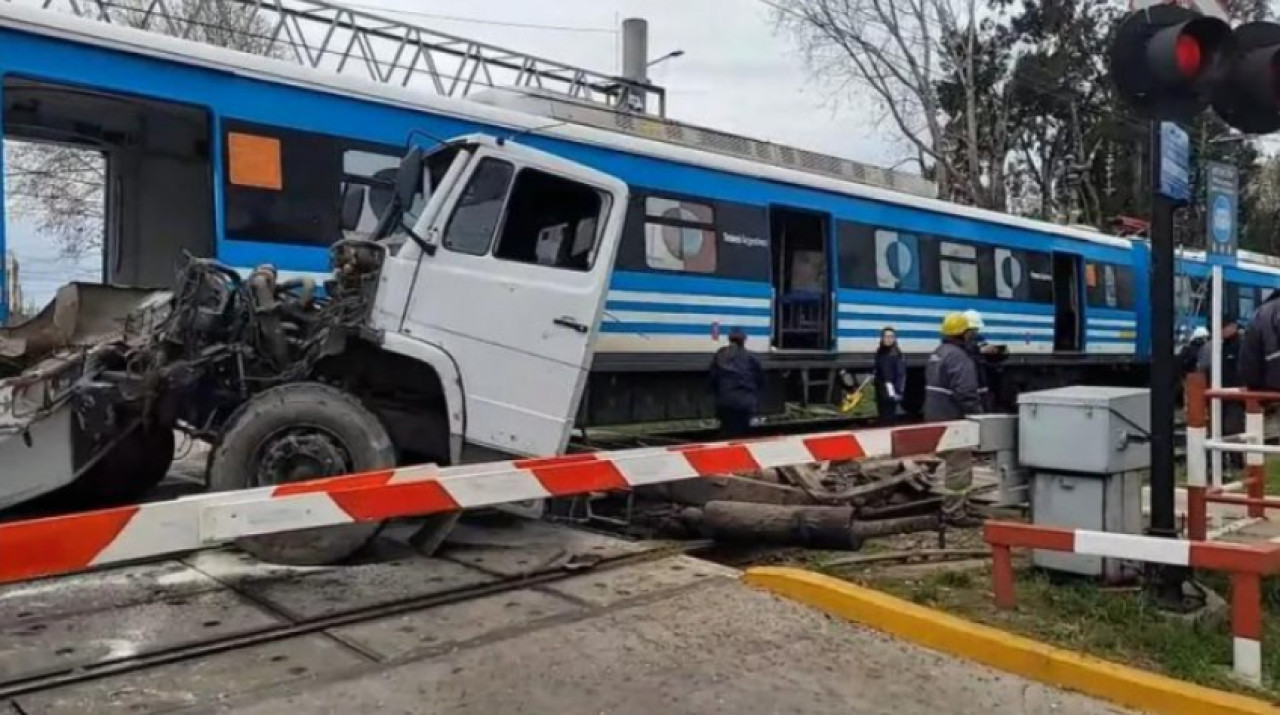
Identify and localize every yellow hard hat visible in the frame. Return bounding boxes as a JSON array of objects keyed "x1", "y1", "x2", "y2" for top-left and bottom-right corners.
[{"x1": 941, "y1": 312, "x2": 969, "y2": 337}]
